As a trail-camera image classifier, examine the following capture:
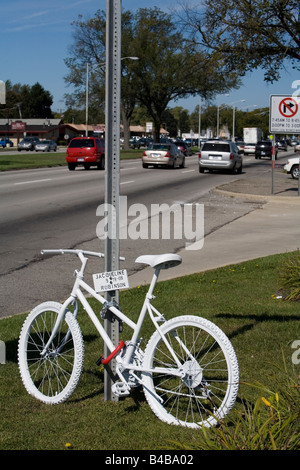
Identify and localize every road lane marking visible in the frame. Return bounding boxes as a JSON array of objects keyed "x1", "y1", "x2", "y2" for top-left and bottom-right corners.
[
  {"x1": 14, "y1": 179, "x2": 52, "y2": 185},
  {"x1": 121, "y1": 166, "x2": 137, "y2": 170},
  {"x1": 120, "y1": 180, "x2": 135, "y2": 185}
]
